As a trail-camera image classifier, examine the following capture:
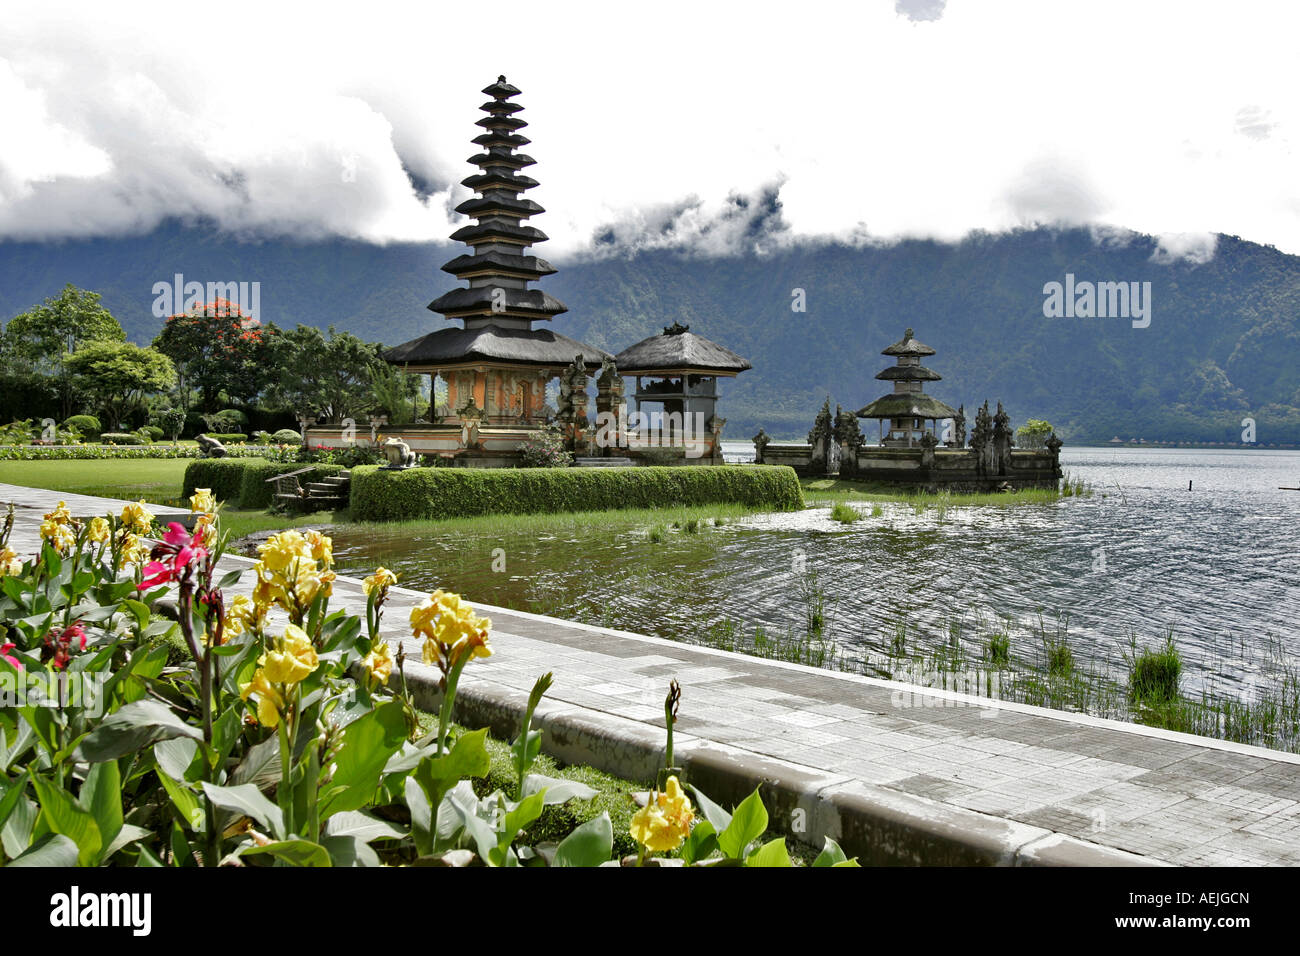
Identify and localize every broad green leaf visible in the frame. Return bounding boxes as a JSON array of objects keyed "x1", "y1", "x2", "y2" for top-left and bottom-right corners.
[
  {"x1": 72, "y1": 699, "x2": 202, "y2": 763},
  {"x1": 321, "y1": 834, "x2": 380, "y2": 867},
  {"x1": 240, "y1": 838, "x2": 331, "y2": 867},
  {"x1": 404, "y1": 776, "x2": 433, "y2": 857},
  {"x1": 522, "y1": 773, "x2": 598, "y2": 806},
  {"x1": 690, "y1": 785, "x2": 733, "y2": 834},
  {"x1": 32, "y1": 776, "x2": 103, "y2": 867},
  {"x1": 717, "y1": 787, "x2": 768, "y2": 860},
  {"x1": 200, "y1": 782, "x2": 284, "y2": 840},
  {"x1": 103, "y1": 824, "x2": 153, "y2": 861},
  {"x1": 812, "y1": 836, "x2": 857, "y2": 867},
  {"x1": 318, "y1": 700, "x2": 408, "y2": 818},
  {"x1": 323, "y1": 810, "x2": 405, "y2": 844},
  {"x1": 80, "y1": 760, "x2": 123, "y2": 846},
  {"x1": 553, "y1": 812, "x2": 613, "y2": 867},
  {"x1": 1, "y1": 793, "x2": 38, "y2": 859},
  {"x1": 745, "y1": 837, "x2": 792, "y2": 867},
  {"x1": 680, "y1": 819, "x2": 718, "y2": 865},
  {"x1": 498, "y1": 789, "x2": 546, "y2": 861},
  {"x1": 8, "y1": 833, "x2": 79, "y2": 867},
  {"x1": 154, "y1": 737, "x2": 201, "y2": 783},
  {"x1": 0, "y1": 772, "x2": 28, "y2": 833},
  {"x1": 230, "y1": 735, "x2": 280, "y2": 790},
  {"x1": 413, "y1": 727, "x2": 491, "y2": 813},
  {"x1": 158, "y1": 771, "x2": 203, "y2": 834}
]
